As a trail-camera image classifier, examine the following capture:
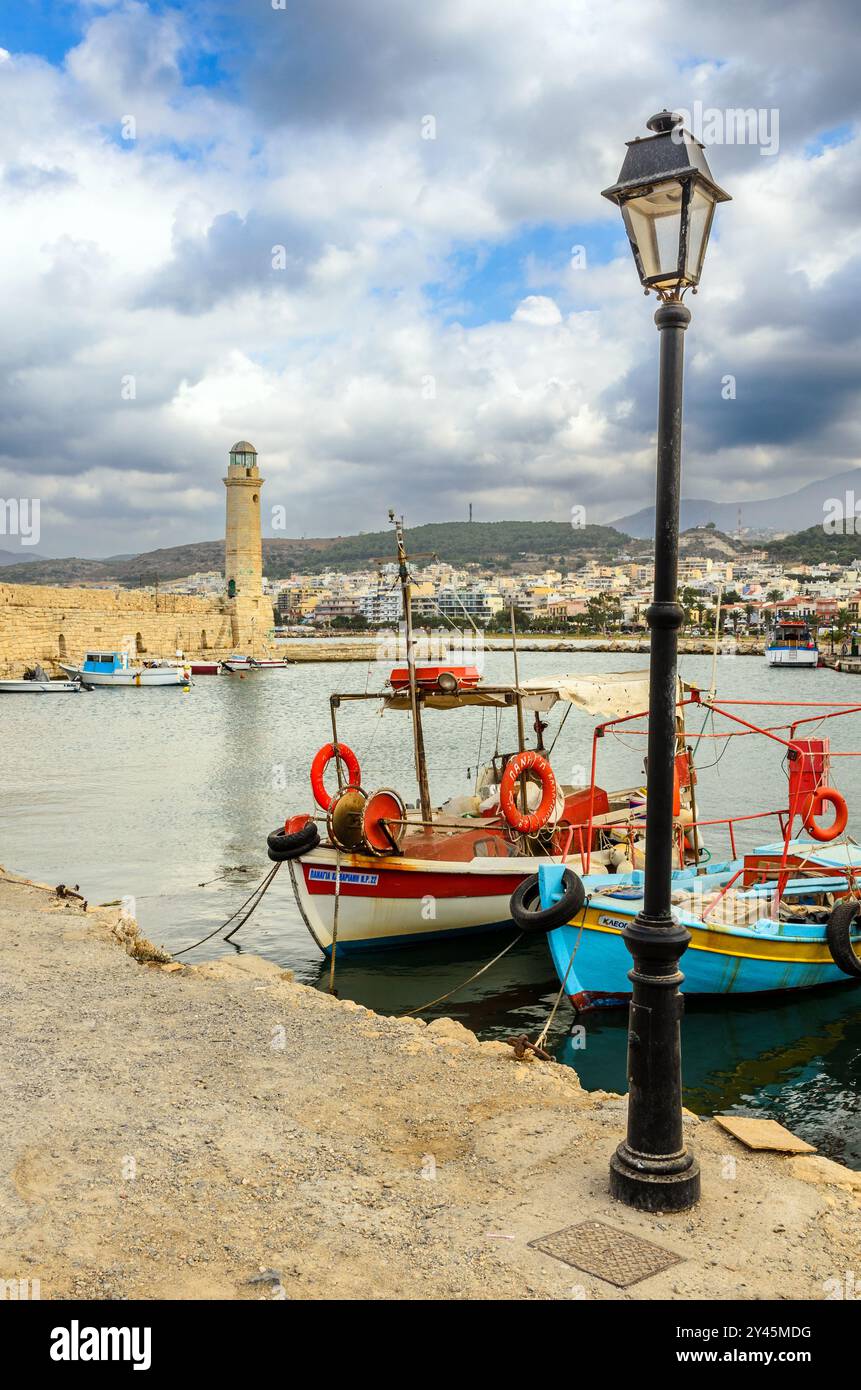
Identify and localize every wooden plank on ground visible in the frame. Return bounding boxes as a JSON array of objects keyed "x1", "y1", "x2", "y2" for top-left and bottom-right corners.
[{"x1": 714, "y1": 1115, "x2": 816, "y2": 1154}]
